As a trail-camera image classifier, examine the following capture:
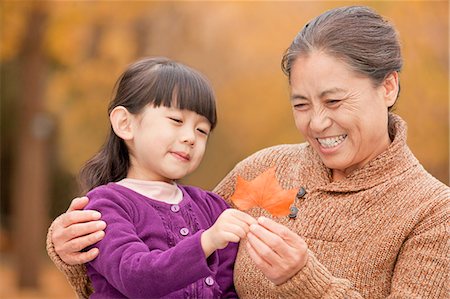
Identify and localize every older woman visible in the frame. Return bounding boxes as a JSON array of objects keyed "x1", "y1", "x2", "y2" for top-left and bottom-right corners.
[{"x1": 47, "y1": 6, "x2": 449, "y2": 298}]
